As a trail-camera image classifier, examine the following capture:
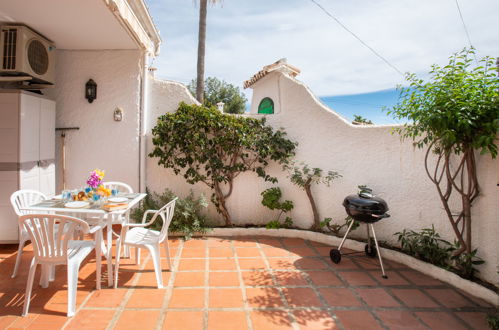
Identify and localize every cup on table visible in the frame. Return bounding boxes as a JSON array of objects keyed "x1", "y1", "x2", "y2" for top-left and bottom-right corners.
[
  {"x1": 111, "y1": 189, "x2": 119, "y2": 197},
  {"x1": 92, "y1": 194, "x2": 101, "y2": 205},
  {"x1": 62, "y1": 190, "x2": 71, "y2": 202}
]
